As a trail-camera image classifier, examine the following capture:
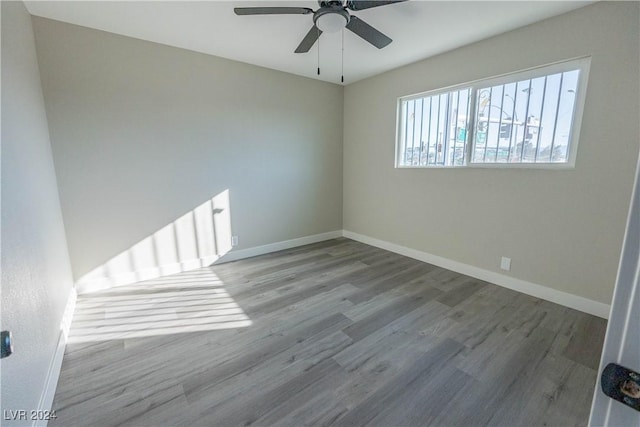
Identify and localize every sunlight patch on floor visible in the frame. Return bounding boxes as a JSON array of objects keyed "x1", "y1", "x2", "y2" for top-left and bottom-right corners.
[{"x1": 68, "y1": 270, "x2": 251, "y2": 343}]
